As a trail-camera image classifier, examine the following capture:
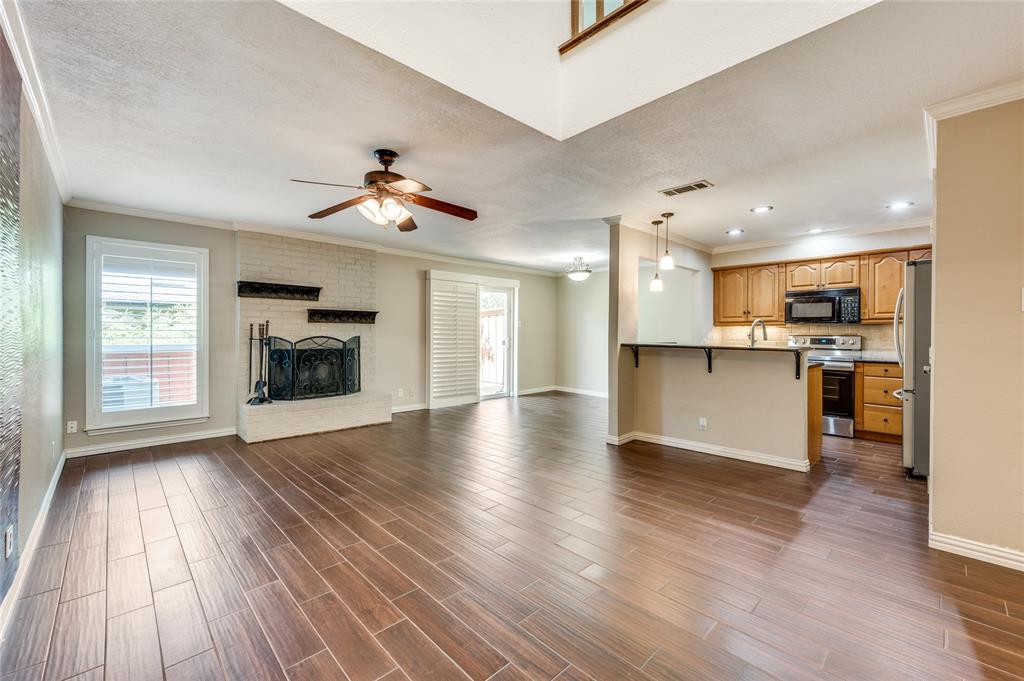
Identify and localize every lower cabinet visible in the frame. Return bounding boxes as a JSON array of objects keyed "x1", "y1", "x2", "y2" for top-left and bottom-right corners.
[{"x1": 855, "y1": 362, "x2": 903, "y2": 442}]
